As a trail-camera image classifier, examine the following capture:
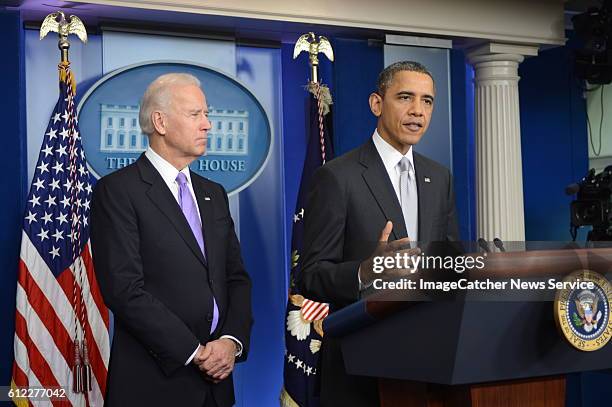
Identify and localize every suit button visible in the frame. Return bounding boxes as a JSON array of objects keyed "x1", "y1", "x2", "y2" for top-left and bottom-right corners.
[
  {"x1": 209, "y1": 278, "x2": 214, "y2": 285},
  {"x1": 207, "y1": 313, "x2": 213, "y2": 322}
]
